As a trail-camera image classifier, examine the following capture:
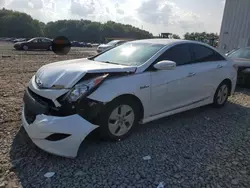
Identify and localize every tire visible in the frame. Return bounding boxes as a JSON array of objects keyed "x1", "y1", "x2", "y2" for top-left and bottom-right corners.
[
  {"x1": 23, "y1": 45, "x2": 28, "y2": 51},
  {"x1": 213, "y1": 81, "x2": 230, "y2": 108},
  {"x1": 97, "y1": 98, "x2": 140, "y2": 141},
  {"x1": 48, "y1": 46, "x2": 52, "y2": 51}
]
